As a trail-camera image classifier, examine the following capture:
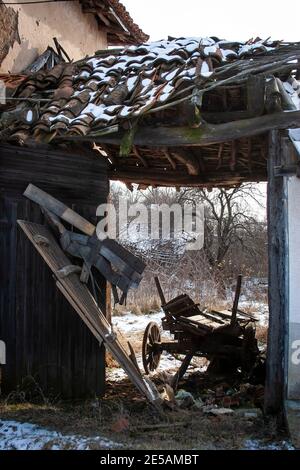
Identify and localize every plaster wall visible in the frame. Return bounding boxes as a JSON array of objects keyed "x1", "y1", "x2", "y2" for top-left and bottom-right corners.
[{"x1": 1, "y1": 1, "x2": 107, "y2": 73}]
